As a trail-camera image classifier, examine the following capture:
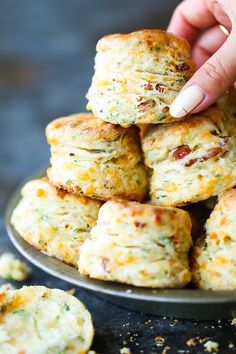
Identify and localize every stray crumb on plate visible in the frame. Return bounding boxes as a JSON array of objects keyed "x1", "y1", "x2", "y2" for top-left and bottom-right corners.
[{"x1": 0, "y1": 253, "x2": 31, "y2": 281}]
